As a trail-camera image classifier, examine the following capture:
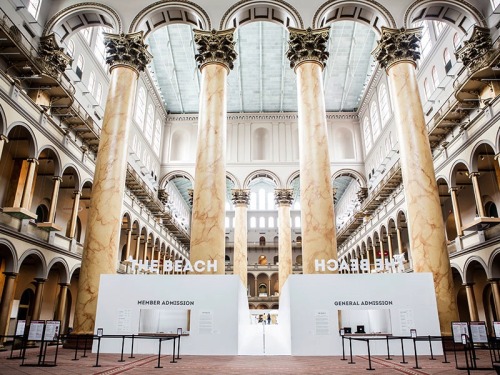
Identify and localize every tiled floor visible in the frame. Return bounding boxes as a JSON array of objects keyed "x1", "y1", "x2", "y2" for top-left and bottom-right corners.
[{"x1": 0, "y1": 346, "x2": 497, "y2": 374}]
